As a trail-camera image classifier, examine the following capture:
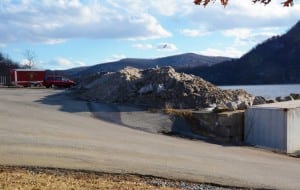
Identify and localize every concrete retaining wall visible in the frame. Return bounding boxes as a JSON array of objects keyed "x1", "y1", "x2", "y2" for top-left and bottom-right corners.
[{"x1": 188, "y1": 110, "x2": 245, "y2": 142}]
